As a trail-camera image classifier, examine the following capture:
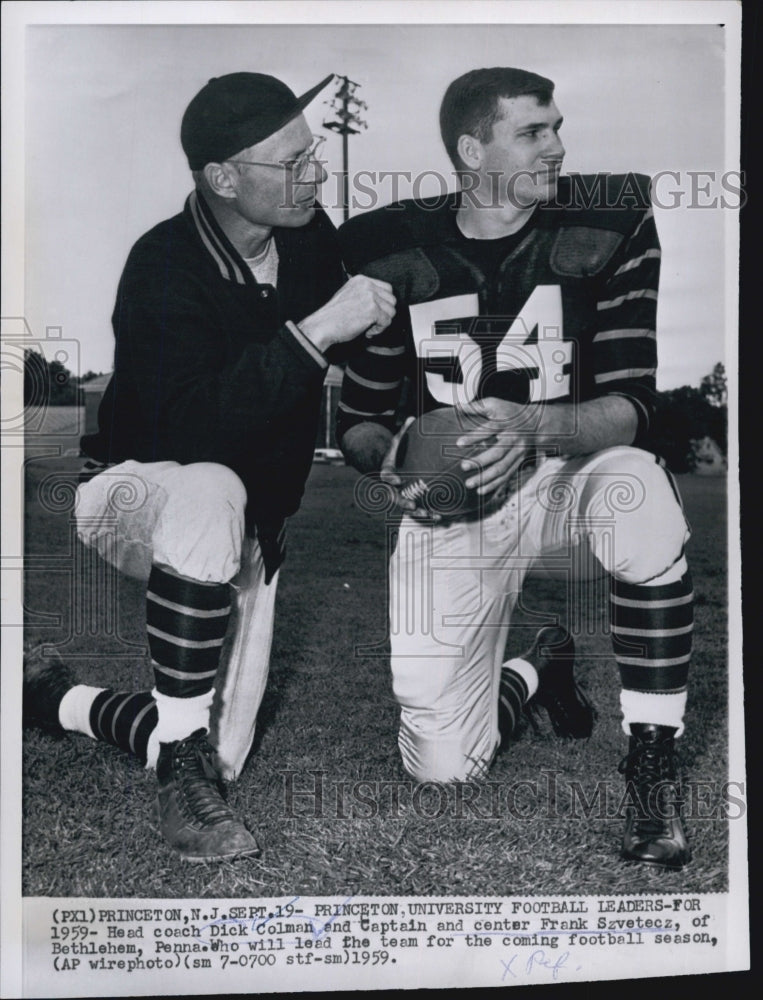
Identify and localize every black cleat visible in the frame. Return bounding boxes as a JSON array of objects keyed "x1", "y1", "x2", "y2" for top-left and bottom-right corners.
[
  {"x1": 156, "y1": 729, "x2": 260, "y2": 863},
  {"x1": 23, "y1": 642, "x2": 76, "y2": 733},
  {"x1": 523, "y1": 626, "x2": 596, "y2": 738},
  {"x1": 618, "y1": 723, "x2": 691, "y2": 869}
]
